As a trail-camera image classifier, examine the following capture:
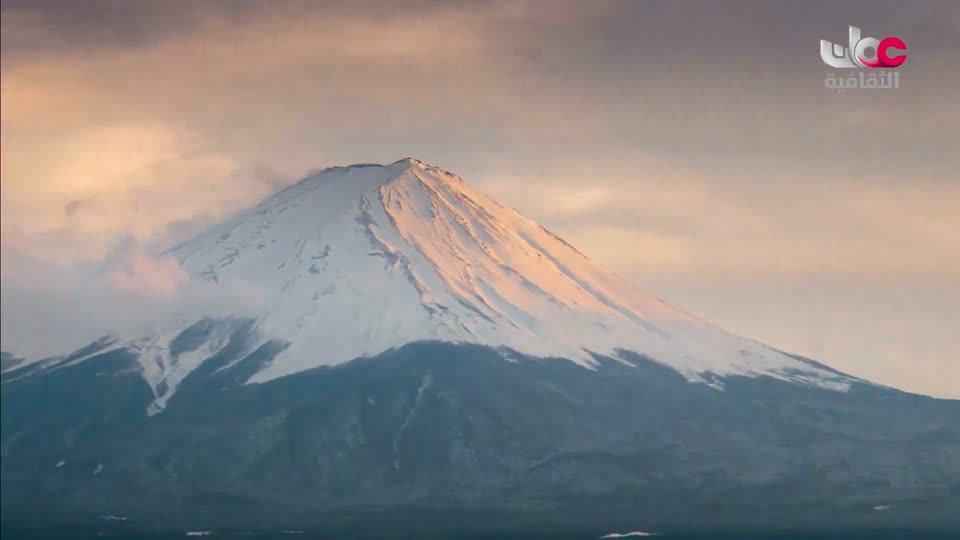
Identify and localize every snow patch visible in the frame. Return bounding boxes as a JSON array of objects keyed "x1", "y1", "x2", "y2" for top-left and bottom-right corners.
[
  {"x1": 393, "y1": 373, "x2": 433, "y2": 471},
  {"x1": 136, "y1": 324, "x2": 244, "y2": 416}
]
